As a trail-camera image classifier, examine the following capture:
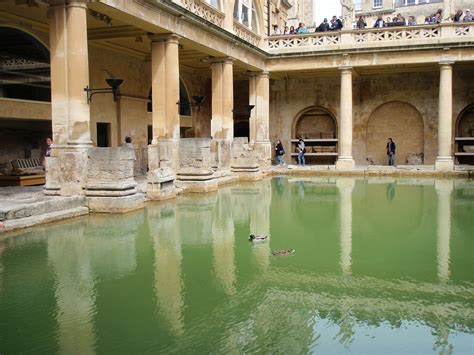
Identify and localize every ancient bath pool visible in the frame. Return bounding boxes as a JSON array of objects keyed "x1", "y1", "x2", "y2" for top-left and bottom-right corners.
[{"x1": 0, "y1": 177, "x2": 473, "y2": 354}]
